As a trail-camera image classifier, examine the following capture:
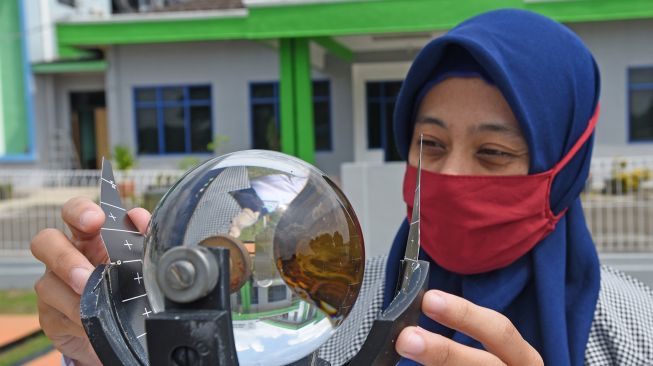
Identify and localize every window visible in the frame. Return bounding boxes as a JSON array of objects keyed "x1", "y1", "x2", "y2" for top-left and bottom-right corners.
[
  {"x1": 57, "y1": 0, "x2": 75, "y2": 6},
  {"x1": 134, "y1": 85, "x2": 212, "y2": 154},
  {"x1": 249, "y1": 80, "x2": 332, "y2": 151},
  {"x1": 366, "y1": 81, "x2": 403, "y2": 161},
  {"x1": 268, "y1": 285, "x2": 287, "y2": 302},
  {"x1": 629, "y1": 67, "x2": 653, "y2": 142}
]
